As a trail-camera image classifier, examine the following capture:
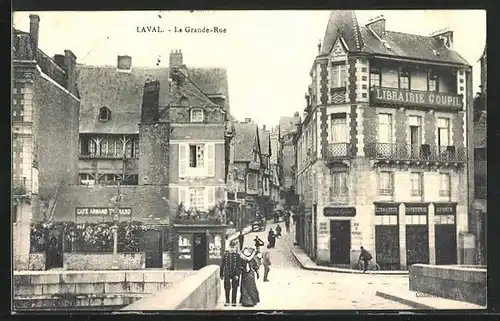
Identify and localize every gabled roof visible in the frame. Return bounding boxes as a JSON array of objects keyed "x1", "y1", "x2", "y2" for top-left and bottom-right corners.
[
  {"x1": 167, "y1": 70, "x2": 220, "y2": 108},
  {"x1": 359, "y1": 27, "x2": 470, "y2": 66},
  {"x1": 233, "y1": 122, "x2": 258, "y2": 162},
  {"x1": 76, "y1": 64, "x2": 230, "y2": 134}
]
